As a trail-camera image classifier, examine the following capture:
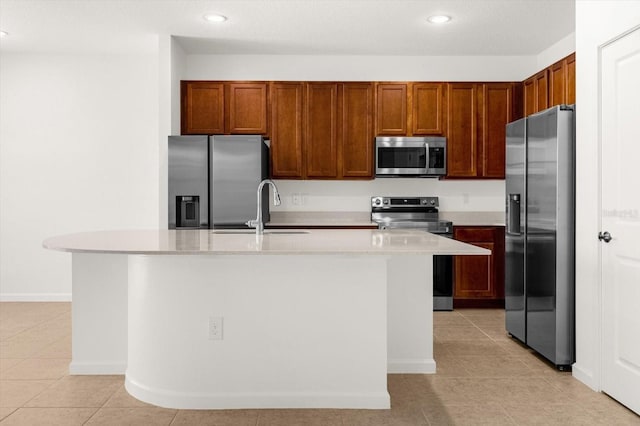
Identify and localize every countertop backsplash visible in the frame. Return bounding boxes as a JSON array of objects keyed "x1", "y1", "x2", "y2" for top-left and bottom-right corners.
[{"x1": 270, "y1": 179, "x2": 506, "y2": 213}]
